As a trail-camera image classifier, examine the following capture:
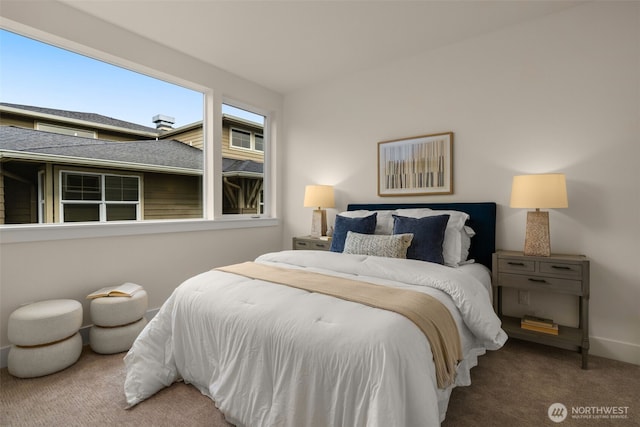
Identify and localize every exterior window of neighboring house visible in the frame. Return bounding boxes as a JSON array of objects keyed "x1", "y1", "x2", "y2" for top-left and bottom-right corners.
[
  {"x1": 38, "y1": 170, "x2": 45, "y2": 223},
  {"x1": 230, "y1": 128, "x2": 263, "y2": 152},
  {"x1": 36, "y1": 122, "x2": 96, "y2": 138},
  {"x1": 60, "y1": 171, "x2": 140, "y2": 222},
  {"x1": 254, "y1": 134, "x2": 264, "y2": 152}
]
